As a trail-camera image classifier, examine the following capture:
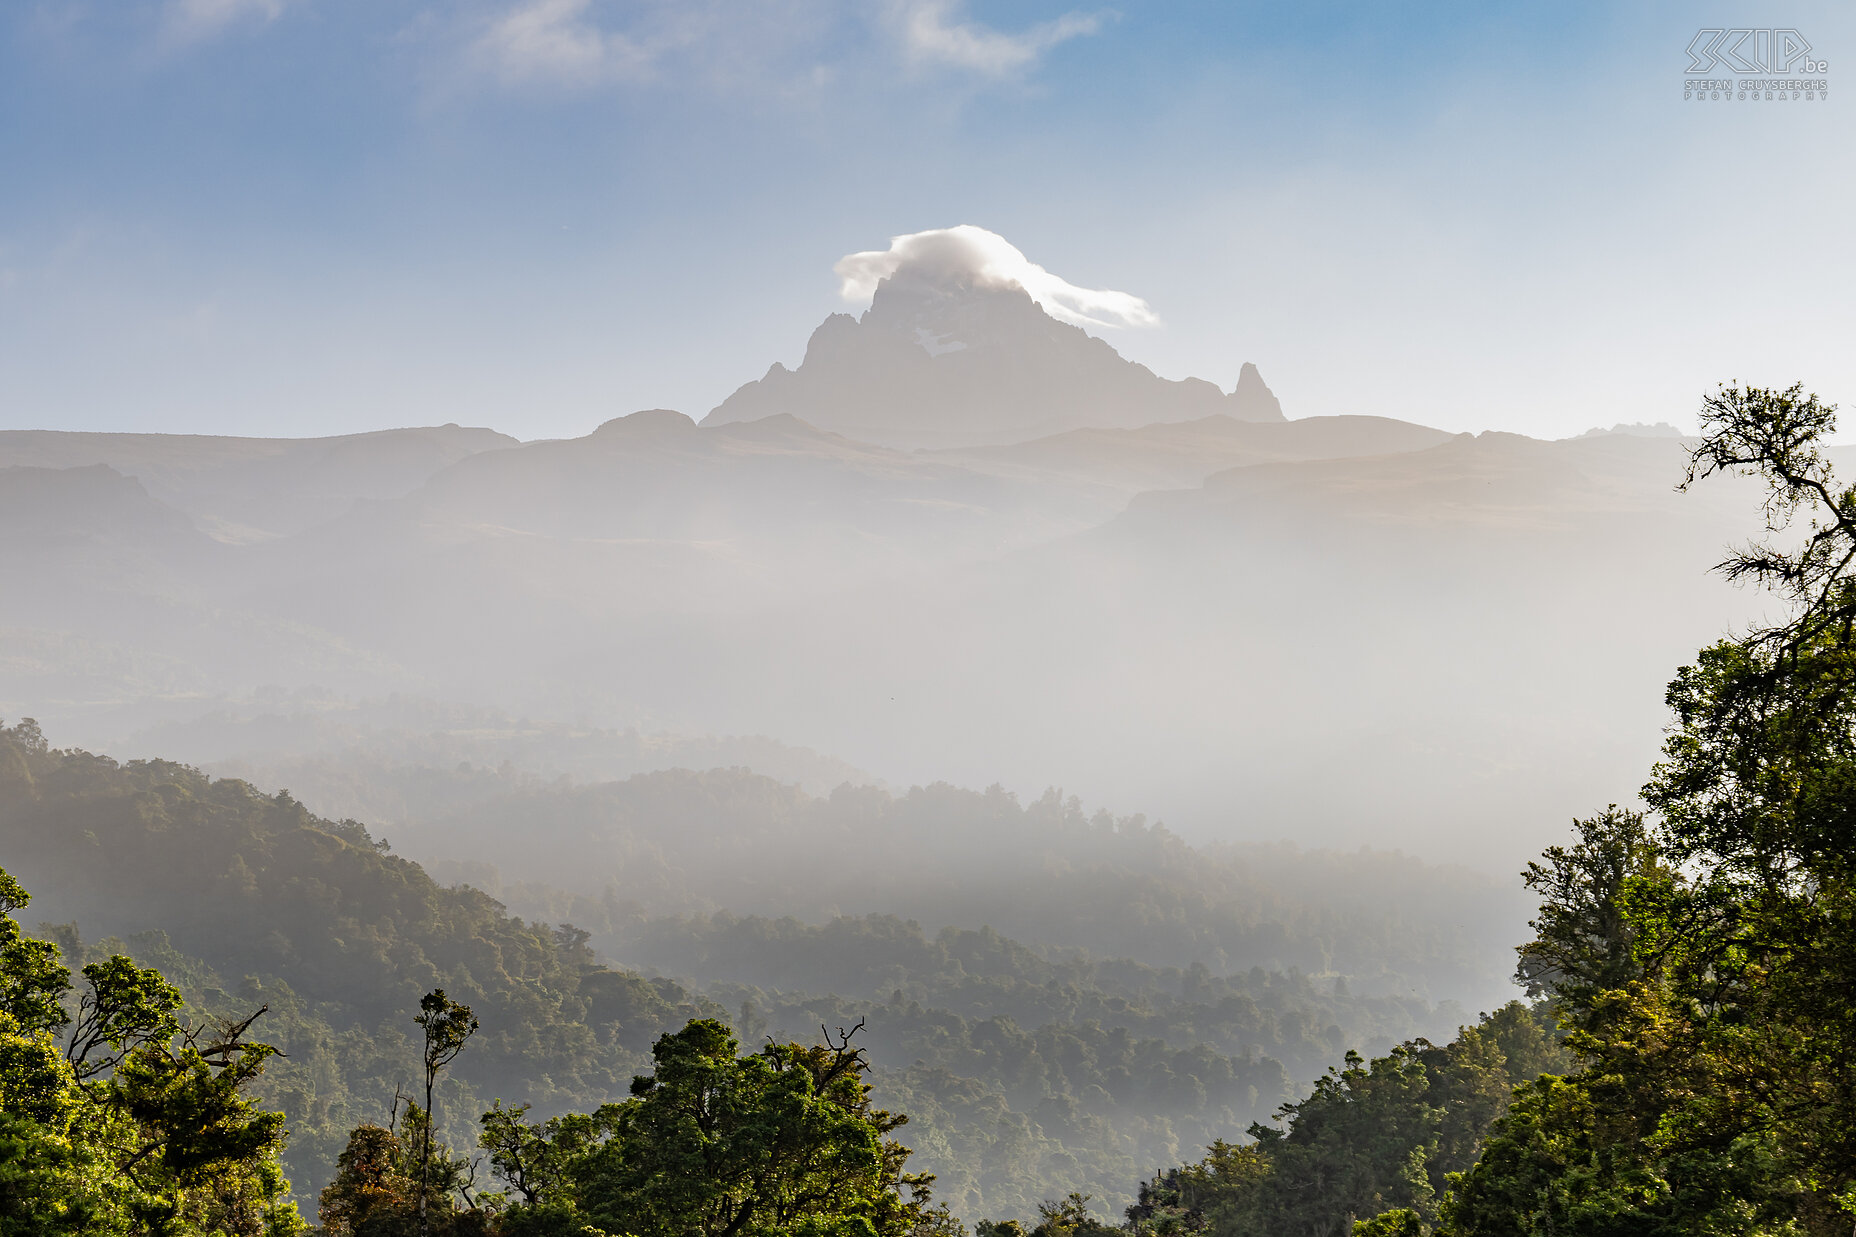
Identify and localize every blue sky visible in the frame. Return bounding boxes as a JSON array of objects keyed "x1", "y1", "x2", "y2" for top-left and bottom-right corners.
[{"x1": 2, "y1": 0, "x2": 1850, "y2": 439}]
